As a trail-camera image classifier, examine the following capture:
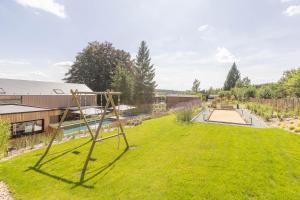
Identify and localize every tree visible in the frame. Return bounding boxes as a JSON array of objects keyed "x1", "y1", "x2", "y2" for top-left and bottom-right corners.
[
  {"x1": 64, "y1": 41, "x2": 133, "y2": 92},
  {"x1": 280, "y1": 68, "x2": 300, "y2": 97},
  {"x1": 192, "y1": 79, "x2": 200, "y2": 93},
  {"x1": 258, "y1": 85, "x2": 274, "y2": 99},
  {"x1": 236, "y1": 77, "x2": 251, "y2": 88},
  {"x1": 134, "y1": 41, "x2": 156, "y2": 104},
  {"x1": 111, "y1": 65, "x2": 134, "y2": 104},
  {"x1": 232, "y1": 86, "x2": 256, "y2": 101},
  {"x1": 224, "y1": 62, "x2": 240, "y2": 90}
]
